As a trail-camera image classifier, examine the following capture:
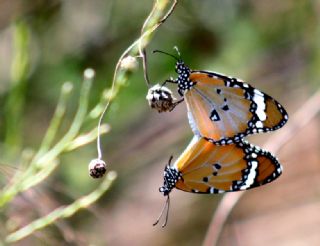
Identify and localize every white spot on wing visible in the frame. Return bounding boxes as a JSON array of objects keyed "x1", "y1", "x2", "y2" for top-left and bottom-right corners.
[
  {"x1": 253, "y1": 89, "x2": 267, "y2": 121},
  {"x1": 255, "y1": 121, "x2": 263, "y2": 128},
  {"x1": 240, "y1": 160, "x2": 258, "y2": 190}
]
